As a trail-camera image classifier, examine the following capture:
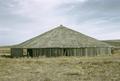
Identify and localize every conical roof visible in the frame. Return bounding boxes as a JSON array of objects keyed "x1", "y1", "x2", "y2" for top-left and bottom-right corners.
[{"x1": 15, "y1": 25, "x2": 111, "y2": 48}]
